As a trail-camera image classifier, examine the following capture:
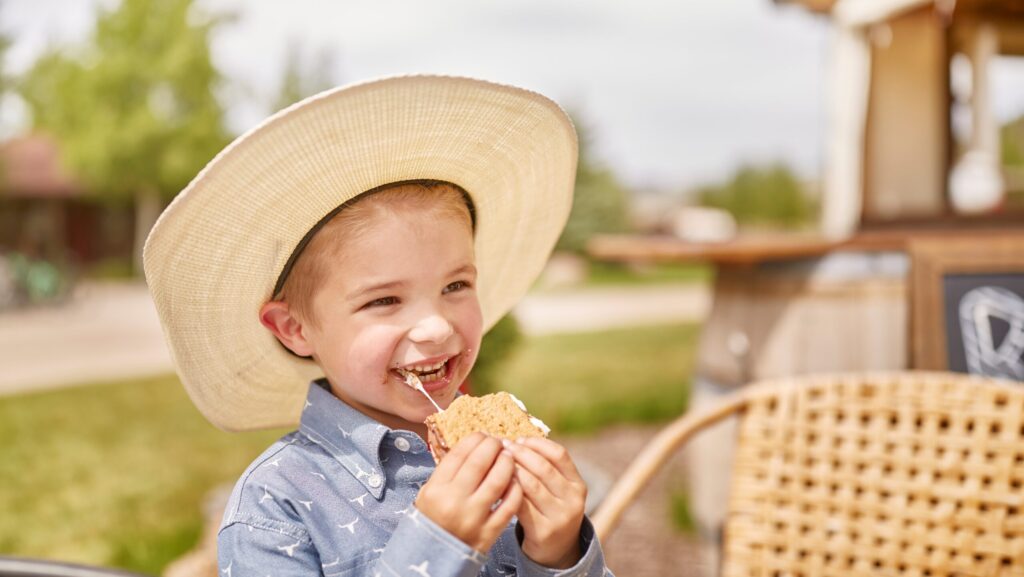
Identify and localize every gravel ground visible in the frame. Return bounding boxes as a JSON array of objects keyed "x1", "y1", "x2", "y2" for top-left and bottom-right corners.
[{"x1": 559, "y1": 424, "x2": 708, "y2": 577}]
